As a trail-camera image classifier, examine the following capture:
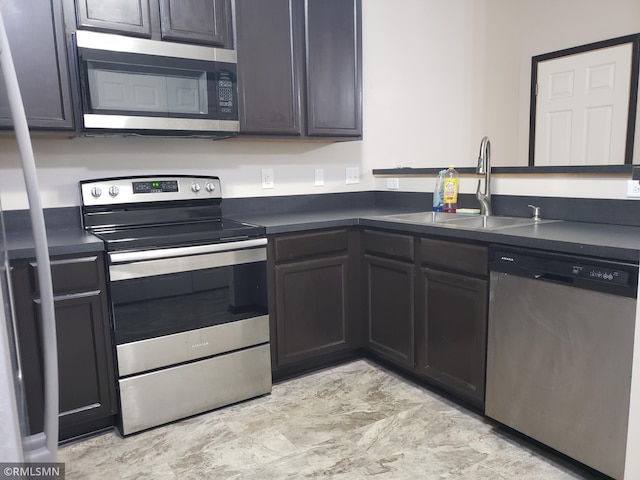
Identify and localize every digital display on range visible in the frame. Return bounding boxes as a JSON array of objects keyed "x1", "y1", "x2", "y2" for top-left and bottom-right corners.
[{"x1": 132, "y1": 180, "x2": 179, "y2": 194}]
